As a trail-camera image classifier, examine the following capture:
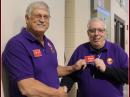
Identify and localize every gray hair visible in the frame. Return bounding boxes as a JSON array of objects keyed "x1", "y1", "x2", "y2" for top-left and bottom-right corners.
[
  {"x1": 87, "y1": 17, "x2": 106, "y2": 29},
  {"x1": 26, "y1": 1, "x2": 50, "y2": 17}
]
